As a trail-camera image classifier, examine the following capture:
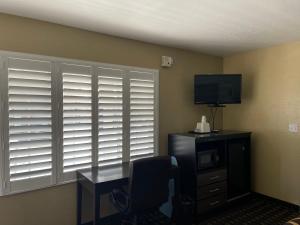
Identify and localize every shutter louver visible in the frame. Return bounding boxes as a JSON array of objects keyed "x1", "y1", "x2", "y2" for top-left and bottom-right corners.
[
  {"x1": 98, "y1": 68, "x2": 123, "y2": 167},
  {"x1": 62, "y1": 64, "x2": 92, "y2": 175},
  {"x1": 130, "y1": 72, "x2": 156, "y2": 160},
  {"x1": 7, "y1": 58, "x2": 53, "y2": 186}
]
